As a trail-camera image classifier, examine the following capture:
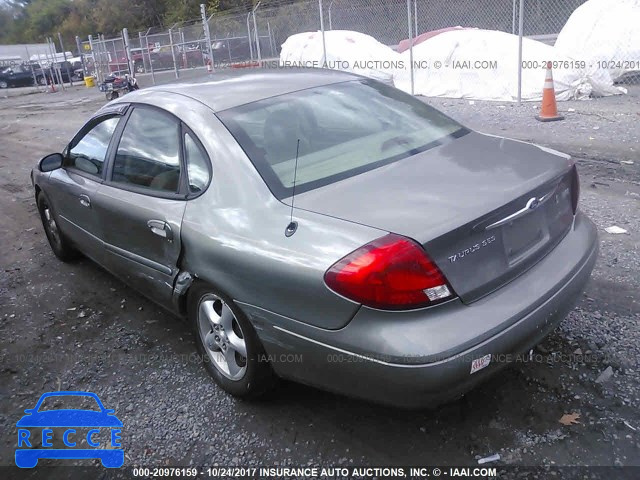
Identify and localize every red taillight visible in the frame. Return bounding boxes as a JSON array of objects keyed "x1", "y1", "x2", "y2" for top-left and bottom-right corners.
[
  {"x1": 324, "y1": 234, "x2": 455, "y2": 310},
  {"x1": 571, "y1": 165, "x2": 580, "y2": 214}
]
